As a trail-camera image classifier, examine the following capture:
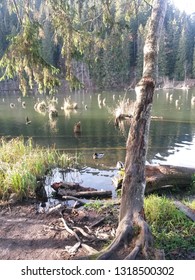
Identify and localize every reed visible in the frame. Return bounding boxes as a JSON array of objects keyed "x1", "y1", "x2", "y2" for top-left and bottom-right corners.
[{"x1": 0, "y1": 137, "x2": 82, "y2": 200}]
